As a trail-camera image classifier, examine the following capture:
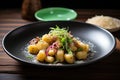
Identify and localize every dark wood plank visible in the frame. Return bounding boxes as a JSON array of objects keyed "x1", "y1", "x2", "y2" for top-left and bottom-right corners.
[
  {"x1": 0, "y1": 9, "x2": 120, "y2": 80},
  {"x1": 0, "y1": 74, "x2": 23, "y2": 80}
]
